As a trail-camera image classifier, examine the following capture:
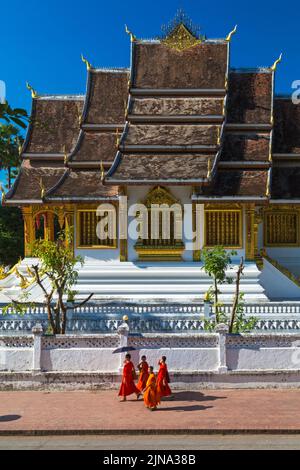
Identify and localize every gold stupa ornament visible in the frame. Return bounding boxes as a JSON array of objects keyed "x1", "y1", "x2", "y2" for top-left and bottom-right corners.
[{"x1": 160, "y1": 10, "x2": 205, "y2": 52}]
